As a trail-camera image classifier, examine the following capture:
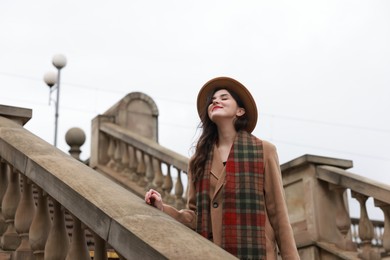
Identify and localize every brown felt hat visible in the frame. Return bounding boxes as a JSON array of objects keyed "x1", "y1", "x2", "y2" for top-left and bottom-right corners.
[{"x1": 197, "y1": 76, "x2": 258, "y2": 133}]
